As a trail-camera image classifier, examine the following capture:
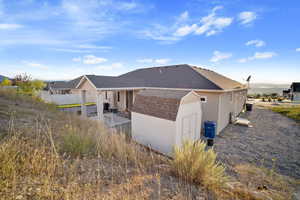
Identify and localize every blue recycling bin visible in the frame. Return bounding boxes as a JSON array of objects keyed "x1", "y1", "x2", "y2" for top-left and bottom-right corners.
[{"x1": 204, "y1": 121, "x2": 216, "y2": 139}]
